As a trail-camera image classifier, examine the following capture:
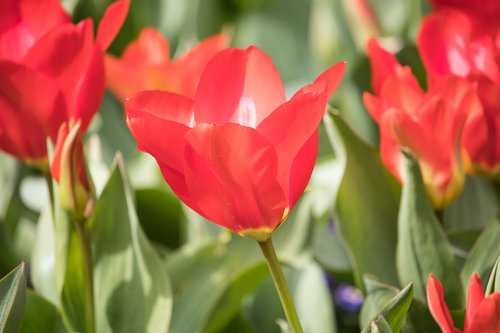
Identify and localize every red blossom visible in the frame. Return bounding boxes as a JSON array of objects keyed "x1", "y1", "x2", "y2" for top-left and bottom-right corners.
[
  {"x1": 0, "y1": 0, "x2": 129, "y2": 164},
  {"x1": 106, "y1": 28, "x2": 228, "y2": 101},
  {"x1": 126, "y1": 47, "x2": 345, "y2": 240}
]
